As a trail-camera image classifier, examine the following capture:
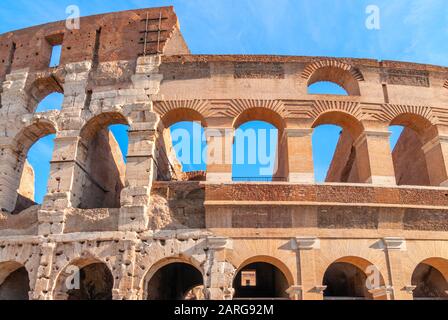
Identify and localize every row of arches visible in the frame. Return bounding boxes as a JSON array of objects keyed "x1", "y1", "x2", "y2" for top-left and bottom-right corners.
[
  {"x1": 1, "y1": 256, "x2": 447, "y2": 300},
  {"x1": 10, "y1": 105, "x2": 442, "y2": 213}
]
